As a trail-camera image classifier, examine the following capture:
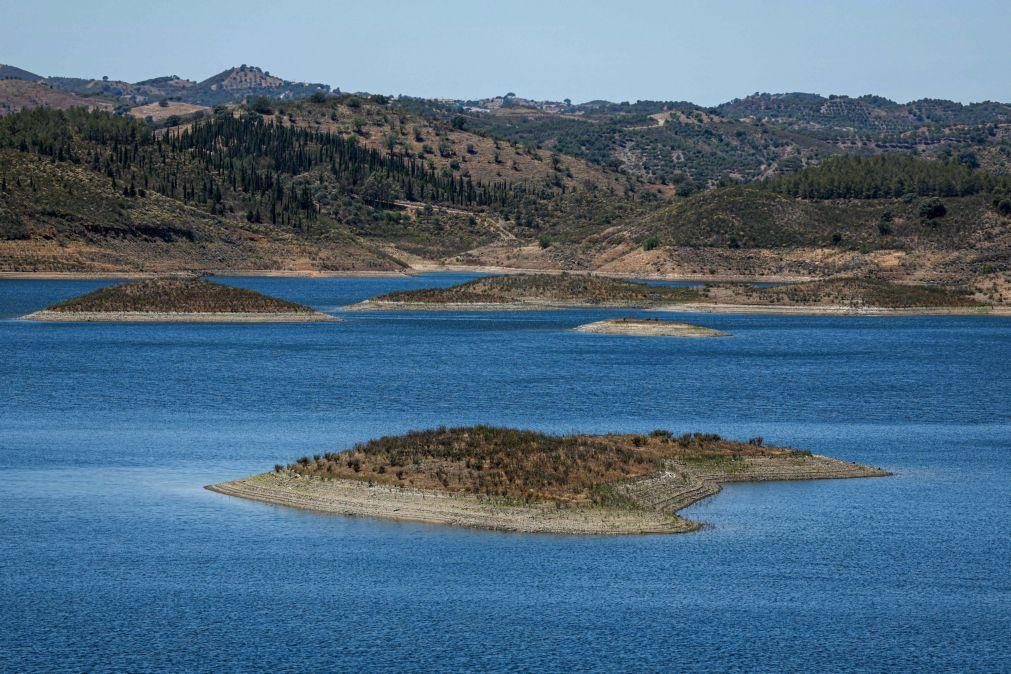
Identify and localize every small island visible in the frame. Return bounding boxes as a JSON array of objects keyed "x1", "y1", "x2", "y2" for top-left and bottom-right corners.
[
  {"x1": 207, "y1": 426, "x2": 887, "y2": 534},
  {"x1": 348, "y1": 273, "x2": 702, "y2": 310},
  {"x1": 23, "y1": 278, "x2": 336, "y2": 323},
  {"x1": 575, "y1": 318, "x2": 727, "y2": 337}
]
